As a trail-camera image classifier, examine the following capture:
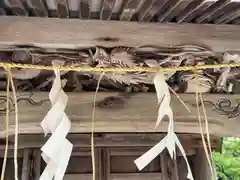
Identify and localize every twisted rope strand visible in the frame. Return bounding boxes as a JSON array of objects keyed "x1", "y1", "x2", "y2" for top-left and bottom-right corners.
[
  {"x1": 3, "y1": 66, "x2": 19, "y2": 180},
  {"x1": 0, "y1": 62, "x2": 239, "y2": 72},
  {"x1": 0, "y1": 70, "x2": 10, "y2": 180}
]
